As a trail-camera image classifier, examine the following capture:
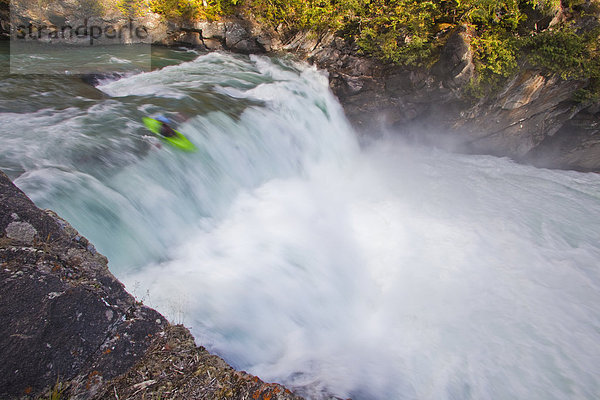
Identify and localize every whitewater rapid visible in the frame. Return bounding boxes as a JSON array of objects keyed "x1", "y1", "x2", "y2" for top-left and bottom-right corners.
[{"x1": 1, "y1": 48, "x2": 600, "y2": 399}]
